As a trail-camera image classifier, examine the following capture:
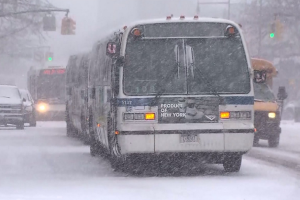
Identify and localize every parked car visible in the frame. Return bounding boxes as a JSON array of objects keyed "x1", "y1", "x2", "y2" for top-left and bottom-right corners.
[
  {"x1": 20, "y1": 89, "x2": 36, "y2": 127},
  {"x1": 0, "y1": 85, "x2": 25, "y2": 129}
]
